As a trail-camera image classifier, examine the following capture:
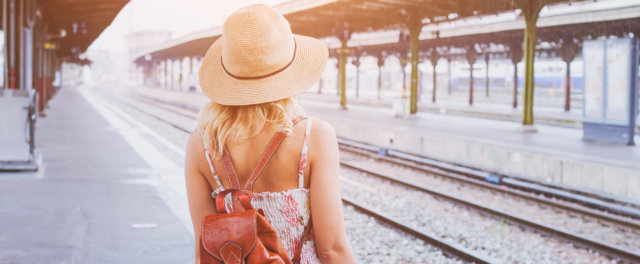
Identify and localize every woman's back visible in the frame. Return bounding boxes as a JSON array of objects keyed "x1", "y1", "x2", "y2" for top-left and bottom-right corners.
[
  {"x1": 208, "y1": 117, "x2": 312, "y2": 194},
  {"x1": 206, "y1": 117, "x2": 318, "y2": 262}
]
